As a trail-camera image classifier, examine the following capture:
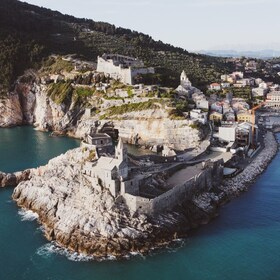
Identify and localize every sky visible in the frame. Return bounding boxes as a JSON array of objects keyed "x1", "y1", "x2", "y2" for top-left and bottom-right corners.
[{"x1": 22, "y1": 0, "x2": 280, "y2": 52}]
